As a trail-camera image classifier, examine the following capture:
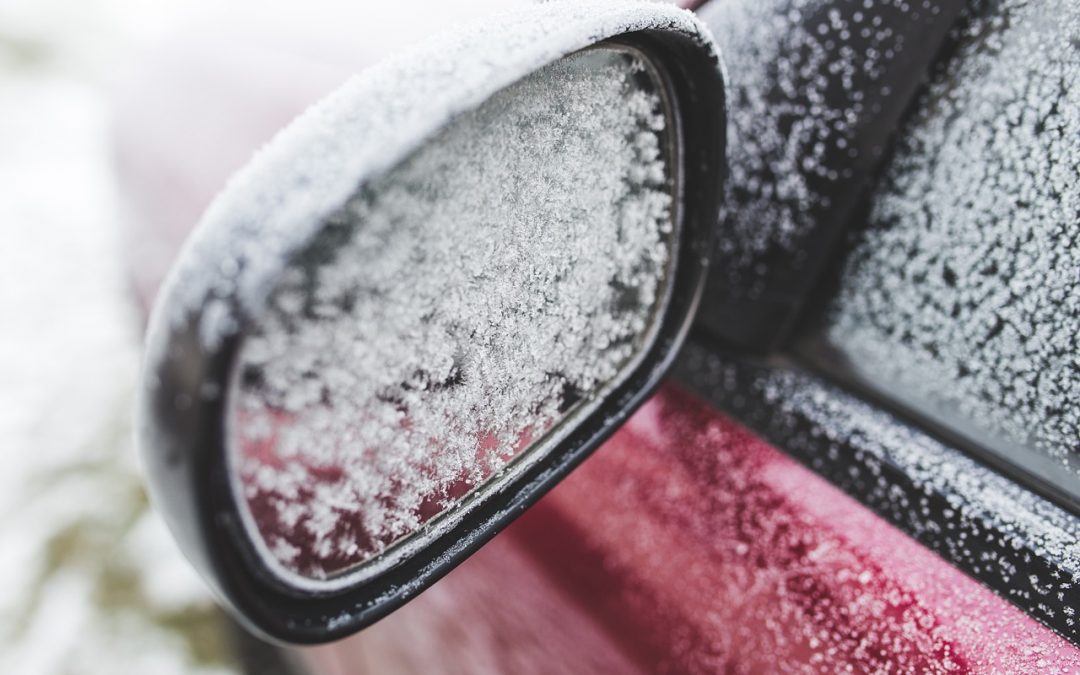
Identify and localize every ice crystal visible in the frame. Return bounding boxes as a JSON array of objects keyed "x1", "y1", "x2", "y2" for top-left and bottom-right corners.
[{"x1": 229, "y1": 48, "x2": 675, "y2": 581}]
